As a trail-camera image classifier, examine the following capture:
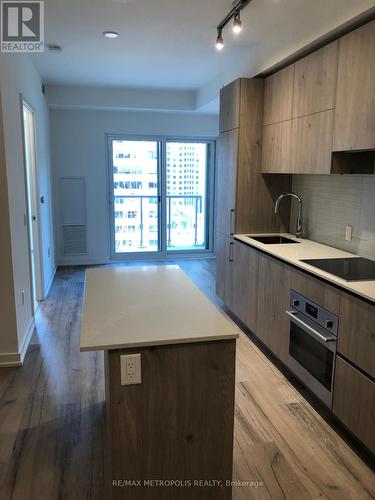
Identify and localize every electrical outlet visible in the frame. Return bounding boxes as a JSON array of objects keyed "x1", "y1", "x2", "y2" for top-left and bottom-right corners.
[
  {"x1": 121, "y1": 354, "x2": 142, "y2": 386},
  {"x1": 345, "y1": 225, "x2": 353, "y2": 242}
]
